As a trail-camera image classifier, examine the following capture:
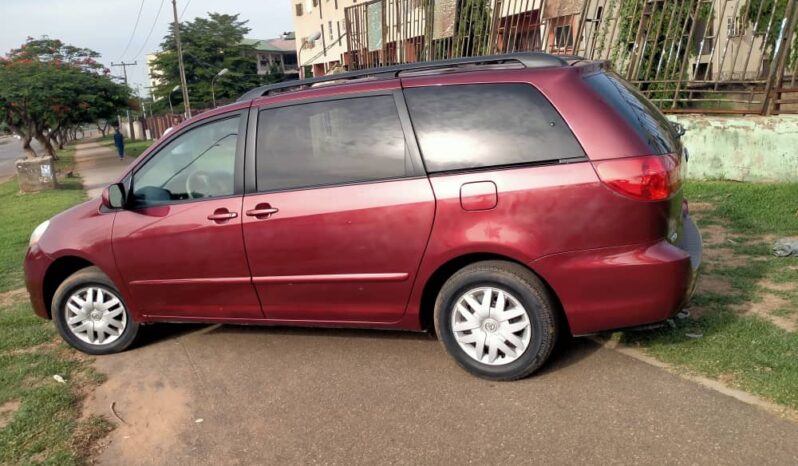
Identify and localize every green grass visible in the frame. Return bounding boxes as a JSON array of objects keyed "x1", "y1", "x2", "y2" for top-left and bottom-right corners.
[
  {"x1": 0, "y1": 300, "x2": 110, "y2": 465},
  {"x1": 620, "y1": 181, "x2": 798, "y2": 409},
  {"x1": 0, "y1": 149, "x2": 87, "y2": 293},
  {"x1": 683, "y1": 181, "x2": 798, "y2": 235},
  {"x1": 0, "y1": 143, "x2": 111, "y2": 464}
]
